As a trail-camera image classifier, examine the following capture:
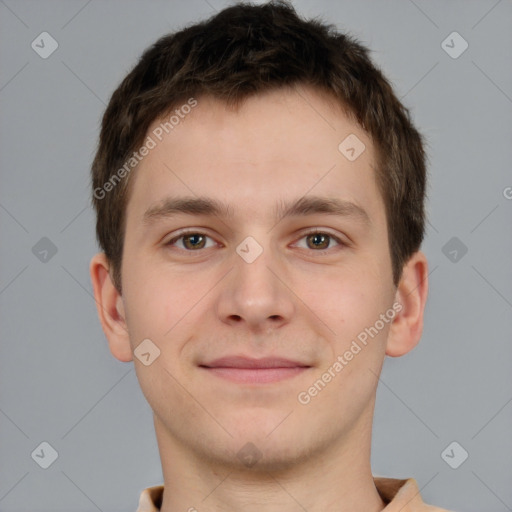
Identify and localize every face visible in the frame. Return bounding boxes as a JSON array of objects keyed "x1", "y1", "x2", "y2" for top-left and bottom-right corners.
[{"x1": 117, "y1": 86, "x2": 398, "y2": 470}]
